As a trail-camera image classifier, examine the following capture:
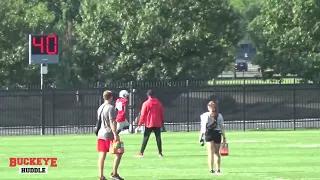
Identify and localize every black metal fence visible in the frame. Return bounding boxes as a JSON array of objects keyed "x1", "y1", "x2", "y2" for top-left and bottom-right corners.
[{"x1": 0, "y1": 79, "x2": 320, "y2": 135}]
